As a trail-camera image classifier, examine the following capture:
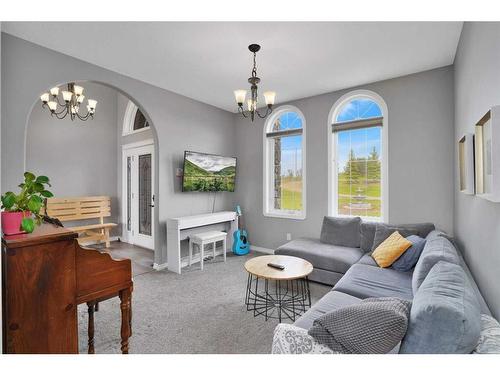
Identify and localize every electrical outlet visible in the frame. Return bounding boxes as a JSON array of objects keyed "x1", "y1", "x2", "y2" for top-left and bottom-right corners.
[{"x1": 286, "y1": 233, "x2": 292, "y2": 241}]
